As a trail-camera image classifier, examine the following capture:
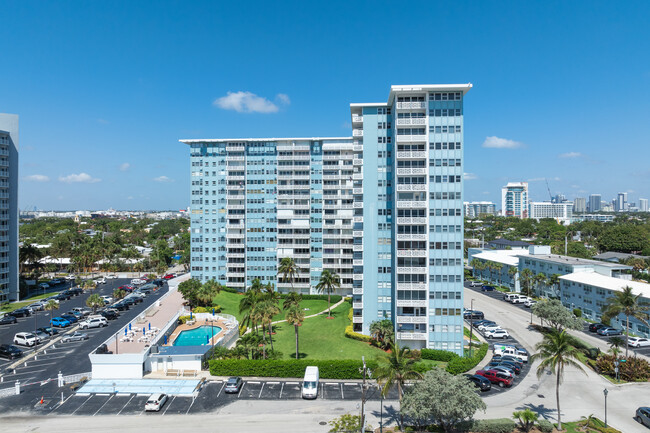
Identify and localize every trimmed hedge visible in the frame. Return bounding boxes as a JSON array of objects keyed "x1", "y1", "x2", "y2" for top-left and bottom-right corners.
[
  {"x1": 470, "y1": 419, "x2": 517, "y2": 433},
  {"x1": 421, "y1": 348, "x2": 459, "y2": 362},
  {"x1": 344, "y1": 307, "x2": 373, "y2": 342},
  {"x1": 220, "y1": 287, "x2": 342, "y2": 305},
  {"x1": 209, "y1": 359, "x2": 378, "y2": 379},
  {"x1": 446, "y1": 343, "x2": 489, "y2": 375},
  {"x1": 193, "y1": 305, "x2": 221, "y2": 313},
  {"x1": 537, "y1": 420, "x2": 554, "y2": 433}
]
